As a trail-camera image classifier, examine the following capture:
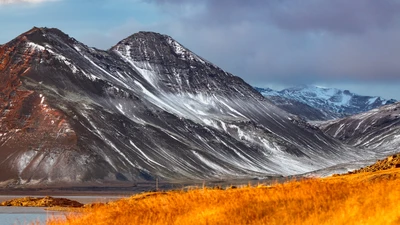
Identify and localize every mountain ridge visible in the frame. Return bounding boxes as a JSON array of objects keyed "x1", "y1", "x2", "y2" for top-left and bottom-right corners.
[
  {"x1": 255, "y1": 85, "x2": 397, "y2": 121},
  {"x1": 319, "y1": 102, "x2": 400, "y2": 153},
  {"x1": 0, "y1": 27, "x2": 373, "y2": 186}
]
